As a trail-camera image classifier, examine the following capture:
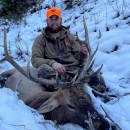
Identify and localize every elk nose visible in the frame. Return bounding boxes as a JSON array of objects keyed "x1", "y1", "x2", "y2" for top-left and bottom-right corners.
[
  {"x1": 111, "y1": 125, "x2": 118, "y2": 130},
  {"x1": 99, "y1": 120, "x2": 110, "y2": 130}
]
